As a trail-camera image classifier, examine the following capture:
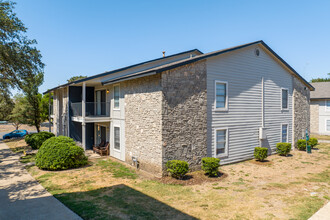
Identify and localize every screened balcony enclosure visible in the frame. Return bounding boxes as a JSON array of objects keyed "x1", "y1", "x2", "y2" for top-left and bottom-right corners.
[{"x1": 71, "y1": 102, "x2": 110, "y2": 117}]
